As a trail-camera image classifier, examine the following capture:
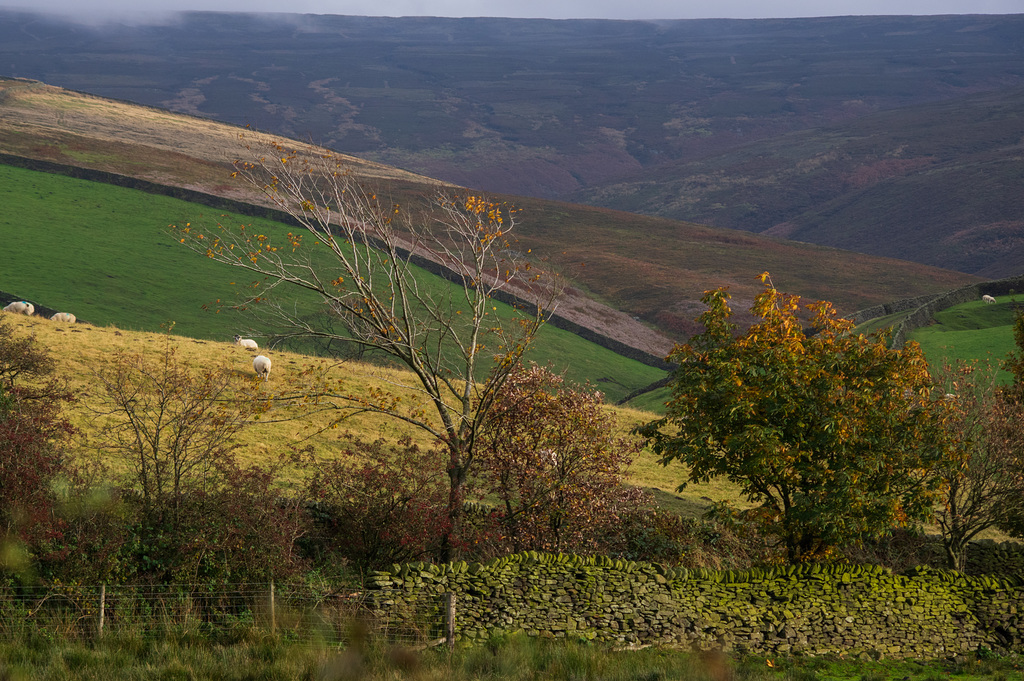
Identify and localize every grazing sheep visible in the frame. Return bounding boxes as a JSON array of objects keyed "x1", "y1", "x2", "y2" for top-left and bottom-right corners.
[
  {"x1": 982, "y1": 294, "x2": 996, "y2": 304},
  {"x1": 3, "y1": 301, "x2": 34, "y2": 316},
  {"x1": 253, "y1": 355, "x2": 272, "y2": 381},
  {"x1": 50, "y1": 312, "x2": 76, "y2": 323},
  {"x1": 233, "y1": 334, "x2": 259, "y2": 350}
]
